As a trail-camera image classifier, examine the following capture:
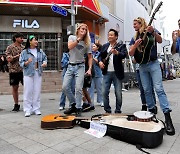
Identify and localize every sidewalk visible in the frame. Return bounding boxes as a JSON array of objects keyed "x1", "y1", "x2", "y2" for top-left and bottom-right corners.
[{"x1": 0, "y1": 79, "x2": 180, "y2": 154}]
